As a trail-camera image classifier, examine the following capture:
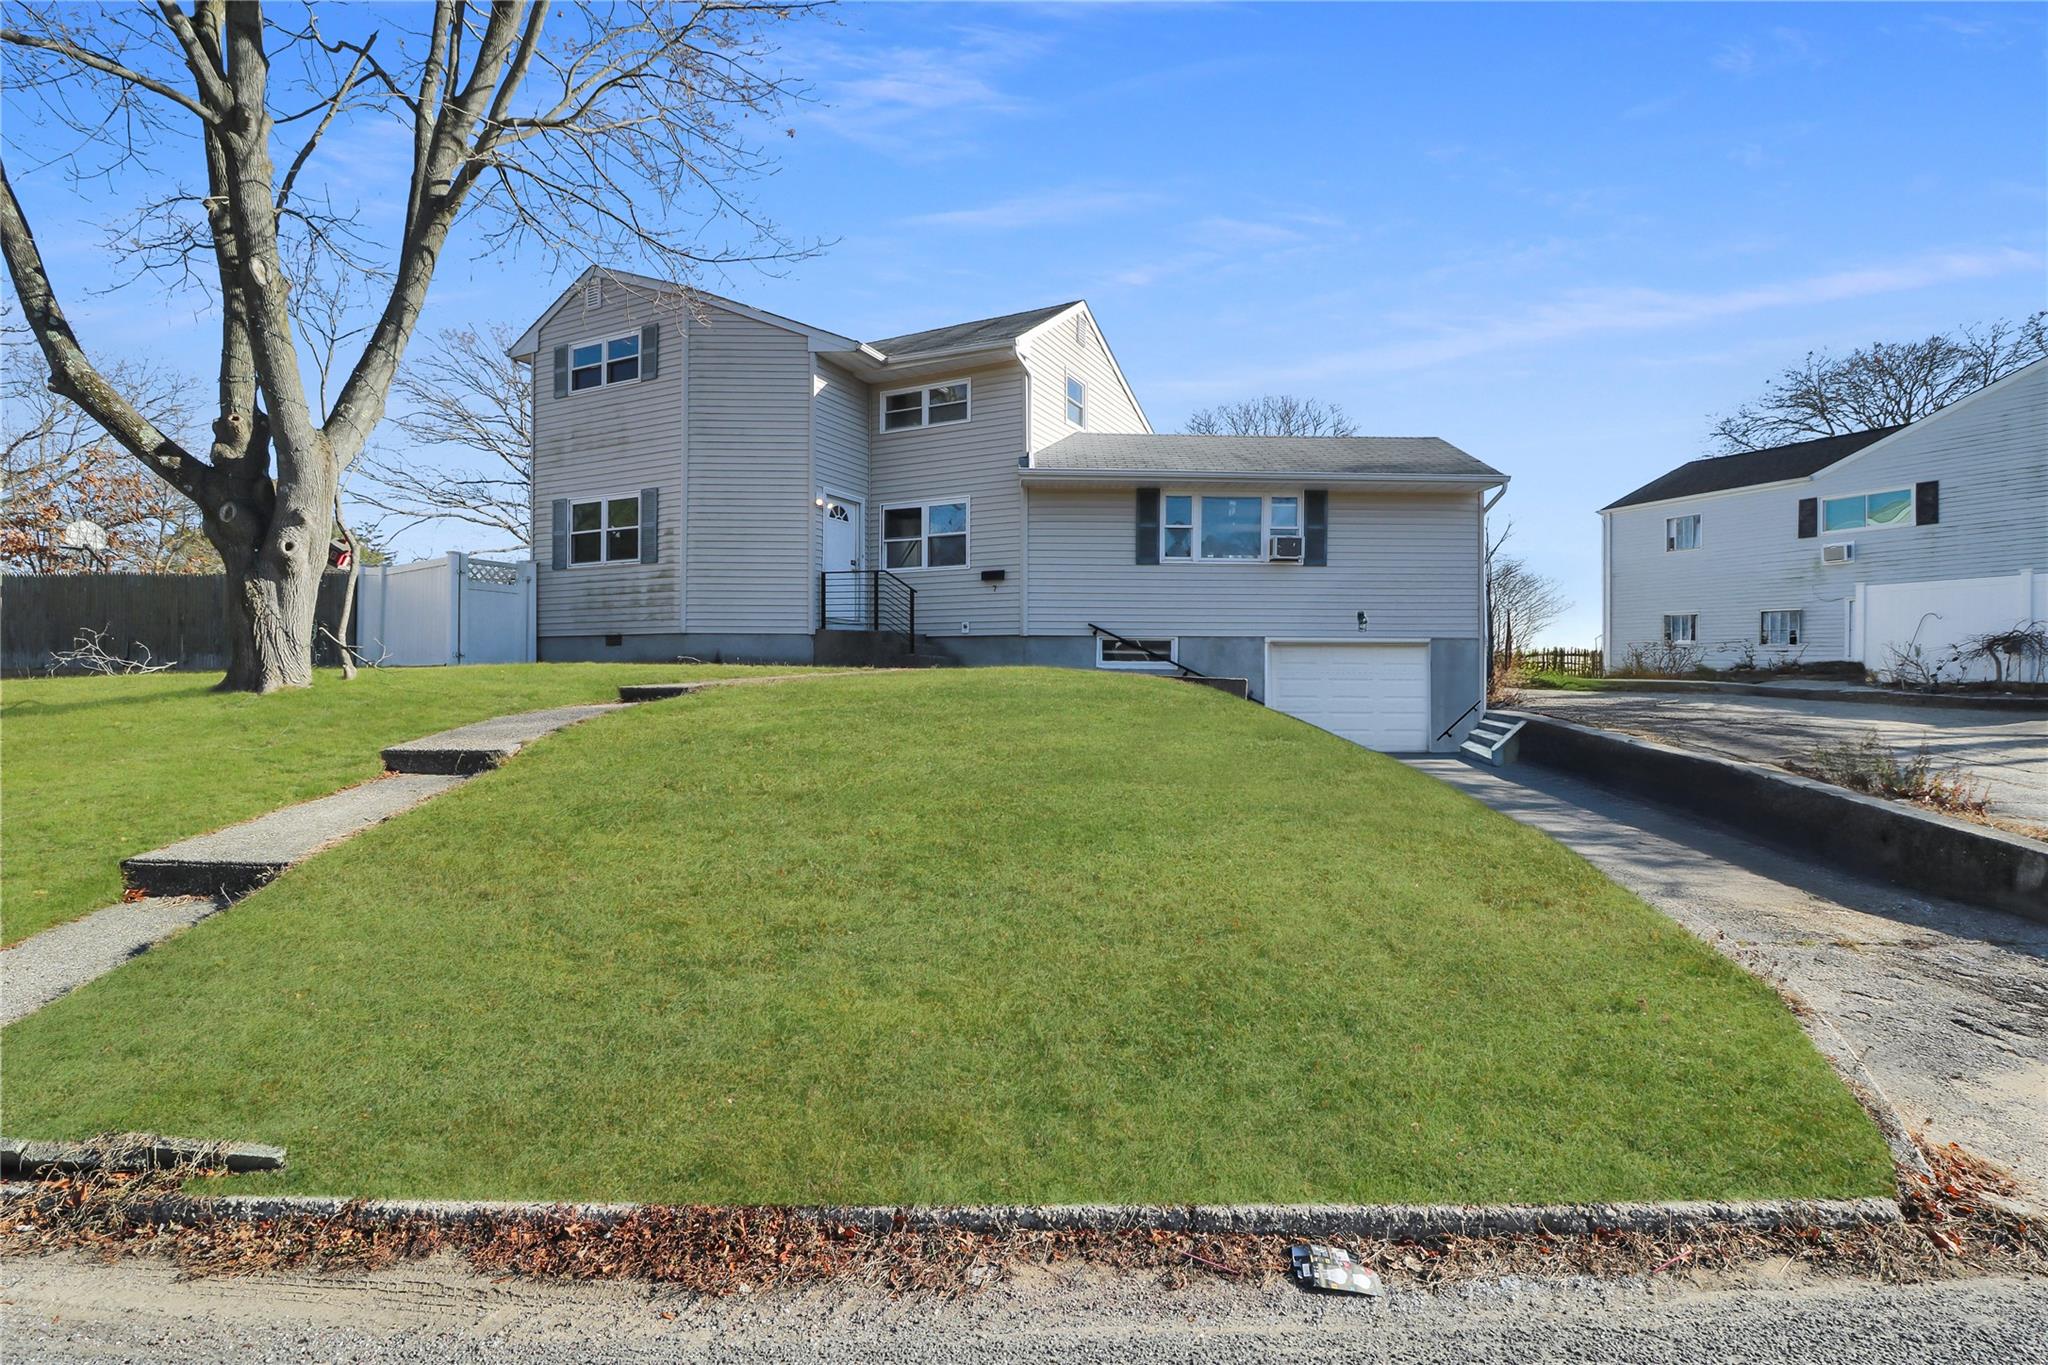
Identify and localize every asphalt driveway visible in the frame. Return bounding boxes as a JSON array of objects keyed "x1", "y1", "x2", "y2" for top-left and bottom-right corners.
[{"x1": 1516, "y1": 689, "x2": 2048, "y2": 830}]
